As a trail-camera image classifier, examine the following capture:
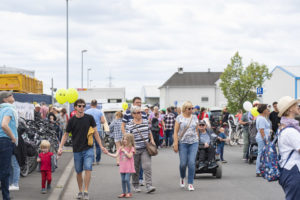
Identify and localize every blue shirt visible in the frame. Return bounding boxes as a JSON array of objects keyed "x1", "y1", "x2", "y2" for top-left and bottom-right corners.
[
  {"x1": 255, "y1": 115, "x2": 271, "y2": 141},
  {"x1": 85, "y1": 108, "x2": 103, "y2": 131},
  {"x1": 218, "y1": 132, "x2": 226, "y2": 148},
  {"x1": 0, "y1": 107, "x2": 18, "y2": 139},
  {"x1": 200, "y1": 132, "x2": 210, "y2": 144}
]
